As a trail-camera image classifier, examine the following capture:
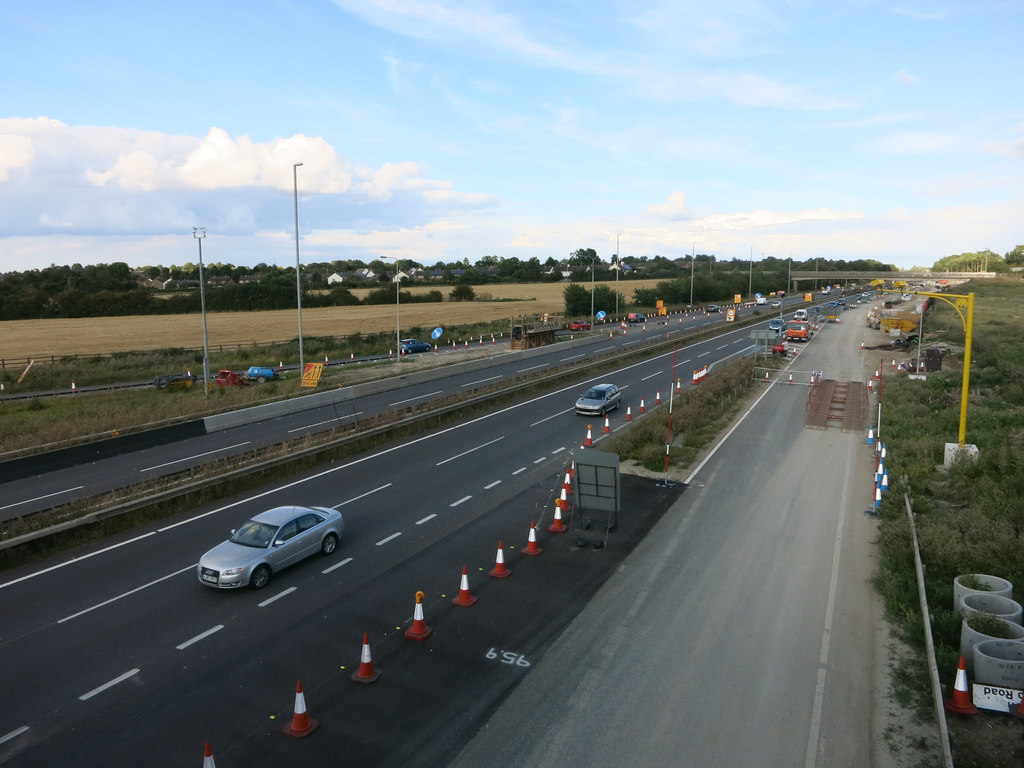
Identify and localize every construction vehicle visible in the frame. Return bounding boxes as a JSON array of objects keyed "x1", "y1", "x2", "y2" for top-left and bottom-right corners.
[
  {"x1": 786, "y1": 320, "x2": 810, "y2": 342},
  {"x1": 214, "y1": 369, "x2": 249, "y2": 387}
]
